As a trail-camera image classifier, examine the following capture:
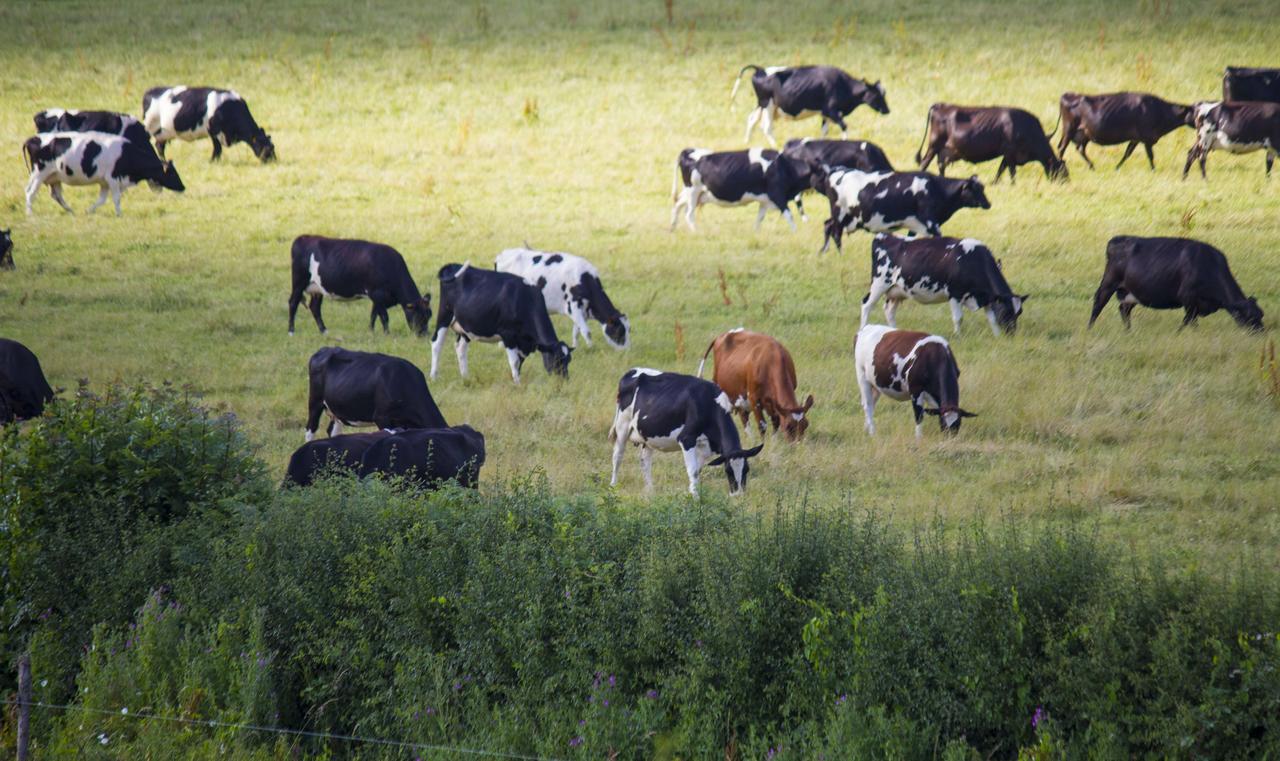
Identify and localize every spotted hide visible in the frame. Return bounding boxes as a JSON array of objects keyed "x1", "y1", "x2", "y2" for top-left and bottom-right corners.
[
  {"x1": 33, "y1": 109, "x2": 154, "y2": 150},
  {"x1": 695, "y1": 329, "x2": 813, "y2": 441},
  {"x1": 730, "y1": 65, "x2": 888, "y2": 146},
  {"x1": 1183, "y1": 101, "x2": 1280, "y2": 178},
  {"x1": 23, "y1": 132, "x2": 184, "y2": 216},
  {"x1": 143, "y1": 85, "x2": 275, "y2": 162},
  {"x1": 495, "y1": 247, "x2": 630, "y2": 349},
  {"x1": 815, "y1": 168, "x2": 990, "y2": 253},
  {"x1": 288, "y1": 235, "x2": 432, "y2": 336},
  {"x1": 854, "y1": 325, "x2": 976, "y2": 438},
  {"x1": 671, "y1": 148, "x2": 810, "y2": 232}
]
